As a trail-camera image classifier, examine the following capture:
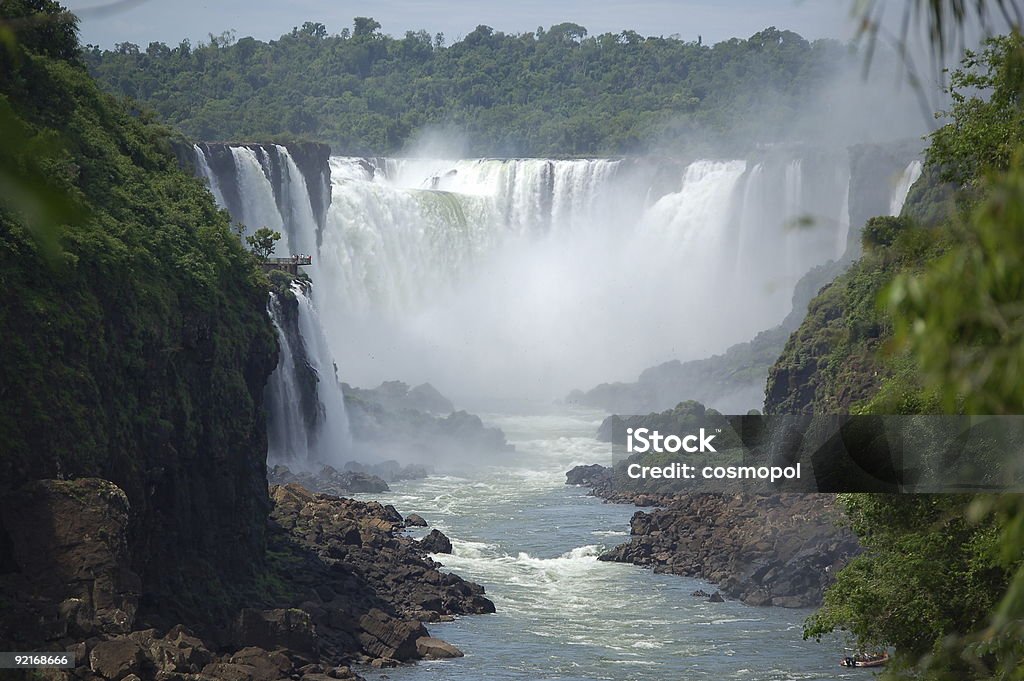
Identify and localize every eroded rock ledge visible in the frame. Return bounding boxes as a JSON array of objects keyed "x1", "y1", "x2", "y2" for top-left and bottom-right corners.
[
  {"x1": 567, "y1": 465, "x2": 859, "y2": 608},
  {"x1": 0, "y1": 478, "x2": 492, "y2": 681}
]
